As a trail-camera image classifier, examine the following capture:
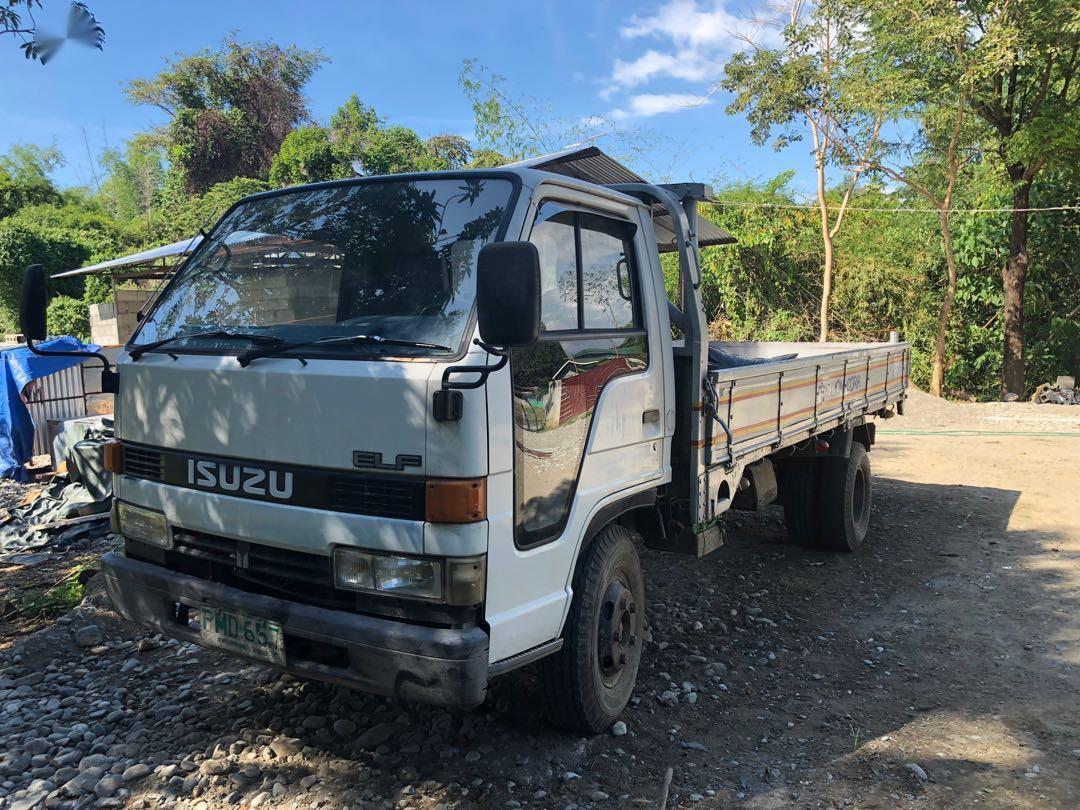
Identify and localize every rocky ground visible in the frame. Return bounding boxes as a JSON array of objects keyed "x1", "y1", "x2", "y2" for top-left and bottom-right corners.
[{"x1": 1, "y1": 392, "x2": 1078, "y2": 809}]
